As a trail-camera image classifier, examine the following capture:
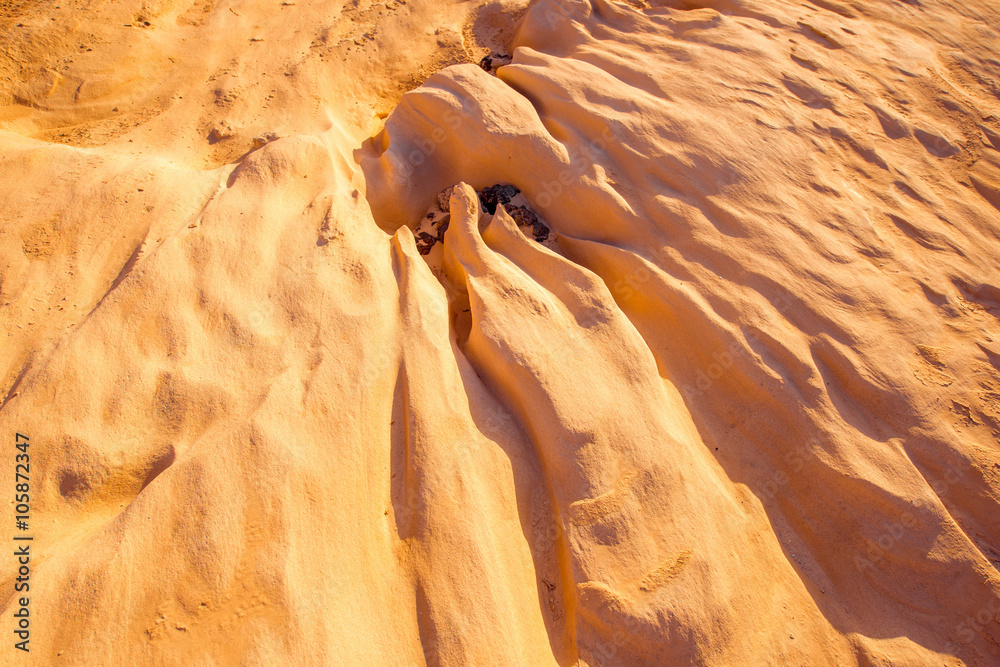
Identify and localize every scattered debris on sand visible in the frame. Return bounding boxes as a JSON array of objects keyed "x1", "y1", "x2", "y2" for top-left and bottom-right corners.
[
  {"x1": 478, "y1": 183, "x2": 519, "y2": 214},
  {"x1": 508, "y1": 204, "x2": 548, "y2": 242},
  {"x1": 415, "y1": 184, "x2": 552, "y2": 257},
  {"x1": 207, "y1": 121, "x2": 233, "y2": 144},
  {"x1": 416, "y1": 231, "x2": 438, "y2": 255},
  {"x1": 437, "y1": 185, "x2": 456, "y2": 212},
  {"x1": 479, "y1": 52, "x2": 512, "y2": 75}
]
